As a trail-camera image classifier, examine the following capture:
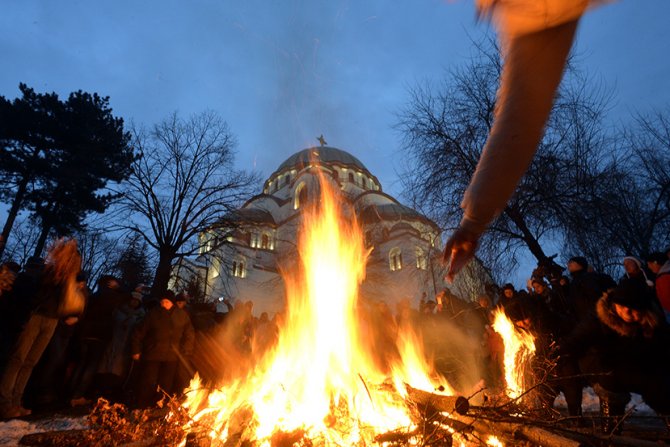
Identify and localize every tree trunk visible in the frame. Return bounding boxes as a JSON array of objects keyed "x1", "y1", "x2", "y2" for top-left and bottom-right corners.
[
  {"x1": 33, "y1": 221, "x2": 52, "y2": 257},
  {"x1": 0, "y1": 175, "x2": 30, "y2": 258},
  {"x1": 503, "y1": 205, "x2": 550, "y2": 264},
  {"x1": 151, "y1": 248, "x2": 176, "y2": 299}
]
